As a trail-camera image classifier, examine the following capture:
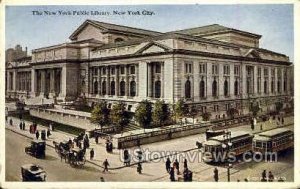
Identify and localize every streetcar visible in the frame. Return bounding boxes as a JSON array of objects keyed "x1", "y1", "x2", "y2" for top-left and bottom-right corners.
[
  {"x1": 202, "y1": 131, "x2": 253, "y2": 163},
  {"x1": 252, "y1": 128, "x2": 293, "y2": 153},
  {"x1": 25, "y1": 140, "x2": 46, "y2": 159}
]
